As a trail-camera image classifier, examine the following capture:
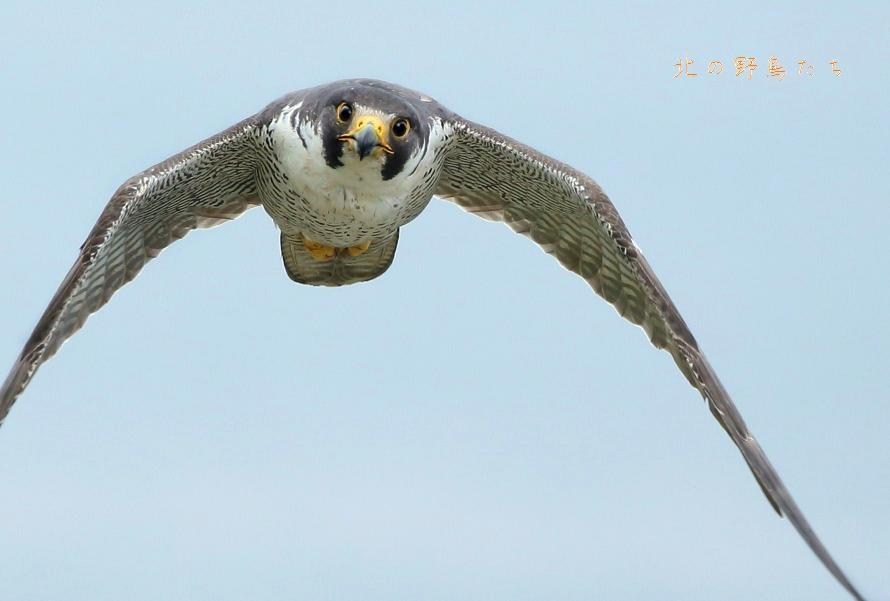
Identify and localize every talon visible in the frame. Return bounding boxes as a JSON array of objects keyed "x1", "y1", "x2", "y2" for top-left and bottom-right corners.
[
  {"x1": 302, "y1": 235, "x2": 336, "y2": 261},
  {"x1": 346, "y1": 240, "x2": 371, "y2": 257}
]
